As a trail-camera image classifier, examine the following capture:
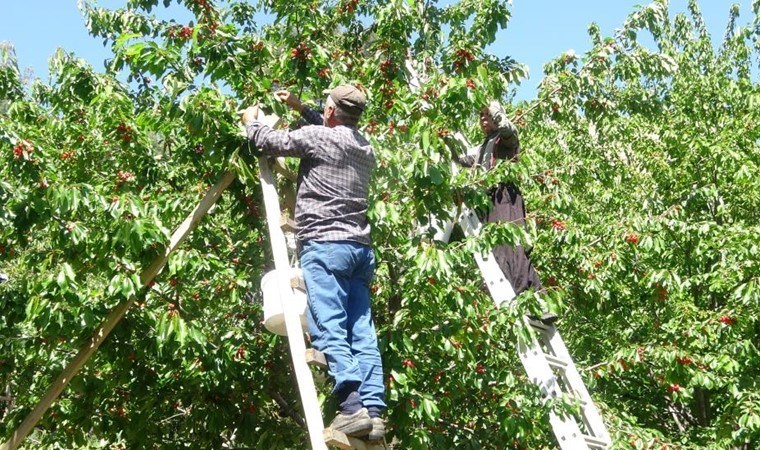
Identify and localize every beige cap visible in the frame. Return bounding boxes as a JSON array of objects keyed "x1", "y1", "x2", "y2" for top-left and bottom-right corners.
[{"x1": 327, "y1": 84, "x2": 366, "y2": 115}]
